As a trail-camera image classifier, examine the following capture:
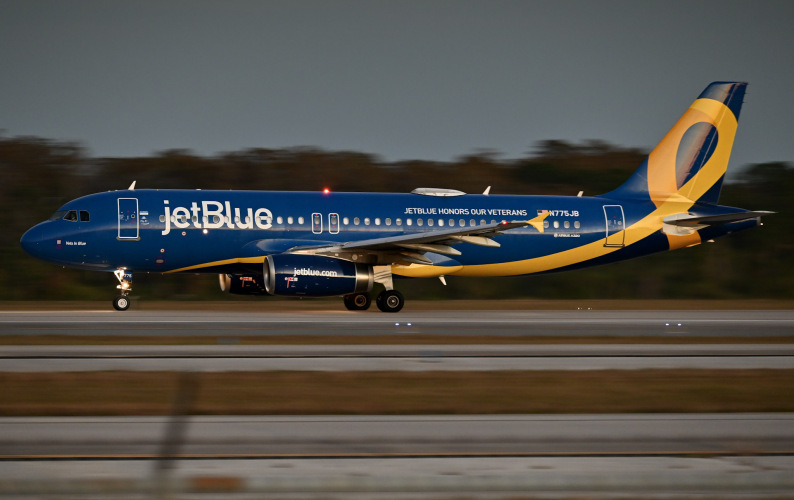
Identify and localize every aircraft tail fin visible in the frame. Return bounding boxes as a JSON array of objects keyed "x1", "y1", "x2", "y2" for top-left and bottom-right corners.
[{"x1": 605, "y1": 82, "x2": 747, "y2": 206}]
